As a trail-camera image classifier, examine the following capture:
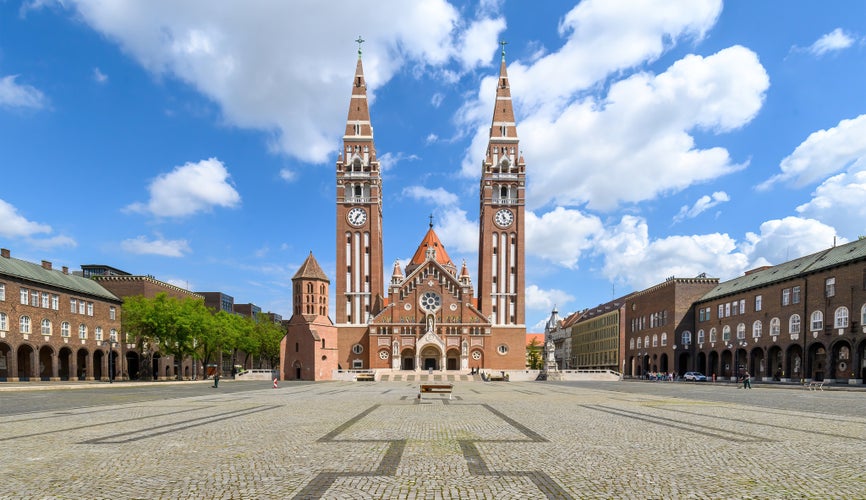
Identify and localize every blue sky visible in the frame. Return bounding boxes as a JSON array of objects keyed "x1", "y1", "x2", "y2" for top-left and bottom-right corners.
[{"x1": 1, "y1": 1, "x2": 865, "y2": 331}]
